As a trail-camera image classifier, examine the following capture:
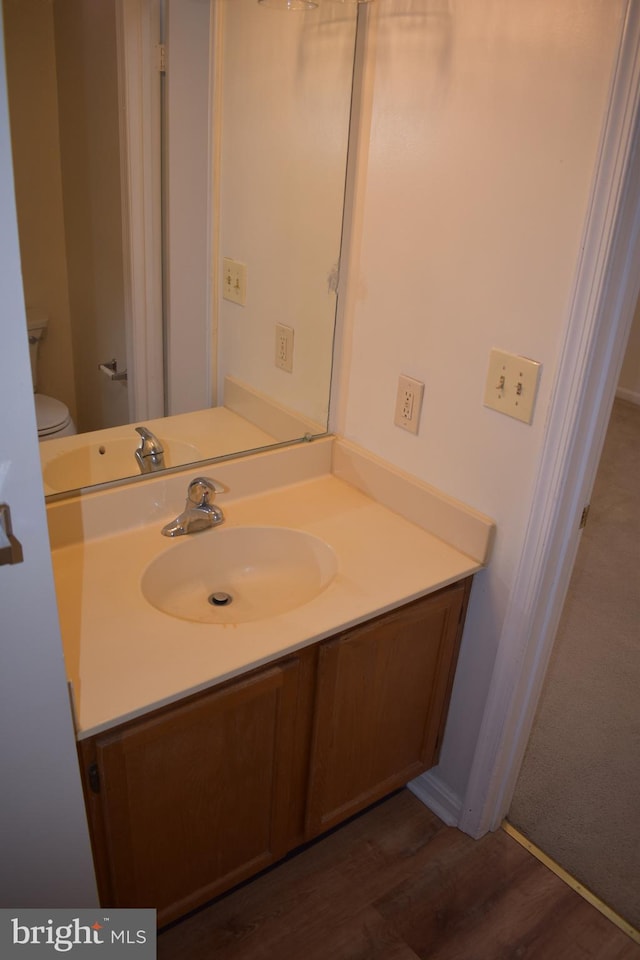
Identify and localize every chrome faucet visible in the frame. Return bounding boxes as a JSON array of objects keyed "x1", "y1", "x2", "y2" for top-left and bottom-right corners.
[
  {"x1": 135, "y1": 426, "x2": 165, "y2": 474},
  {"x1": 161, "y1": 477, "x2": 225, "y2": 537}
]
